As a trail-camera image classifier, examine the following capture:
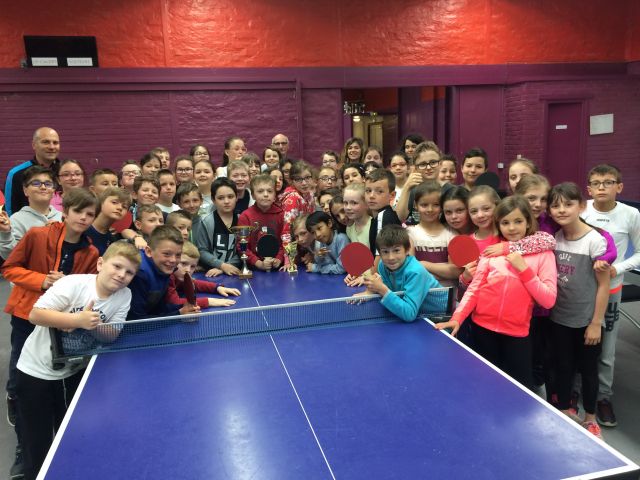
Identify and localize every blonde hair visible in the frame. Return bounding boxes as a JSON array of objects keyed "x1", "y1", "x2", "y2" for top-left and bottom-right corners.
[
  {"x1": 181, "y1": 240, "x2": 200, "y2": 260},
  {"x1": 514, "y1": 174, "x2": 551, "y2": 196},
  {"x1": 102, "y1": 240, "x2": 141, "y2": 269},
  {"x1": 292, "y1": 214, "x2": 309, "y2": 234},
  {"x1": 343, "y1": 182, "x2": 365, "y2": 201}
]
